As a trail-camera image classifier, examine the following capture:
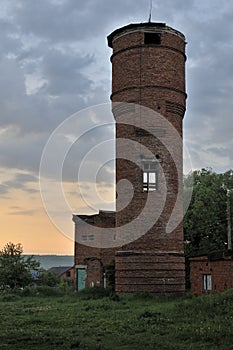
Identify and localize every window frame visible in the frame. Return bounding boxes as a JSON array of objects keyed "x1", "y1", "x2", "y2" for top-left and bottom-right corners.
[
  {"x1": 203, "y1": 274, "x2": 212, "y2": 292},
  {"x1": 142, "y1": 160, "x2": 158, "y2": 192}
]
